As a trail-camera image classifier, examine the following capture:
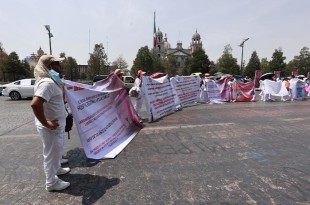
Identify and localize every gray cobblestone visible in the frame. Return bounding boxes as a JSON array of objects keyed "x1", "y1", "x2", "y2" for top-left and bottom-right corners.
[{"x1": 0, "y1": 96, "x2": 309, "y2": 204}]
